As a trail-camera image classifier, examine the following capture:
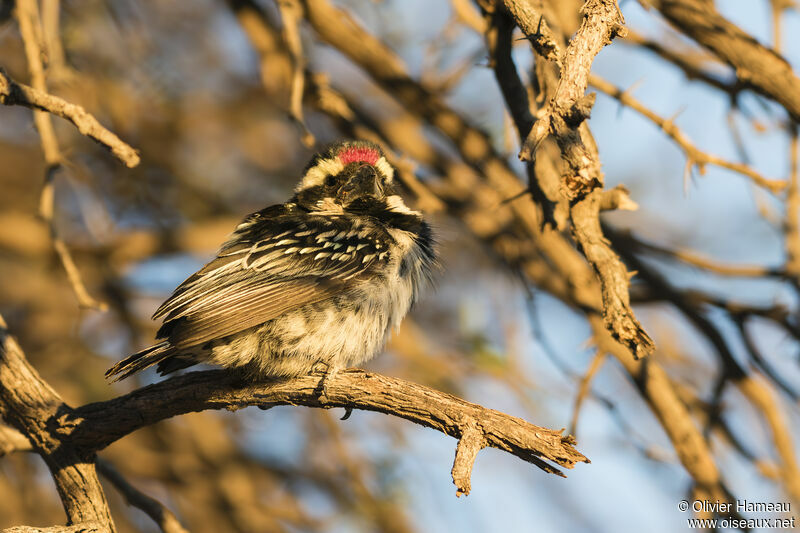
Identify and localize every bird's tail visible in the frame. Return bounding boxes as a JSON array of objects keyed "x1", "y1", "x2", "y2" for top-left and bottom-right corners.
[{"x1": 105, "y1": 341, "x2": 174, "y2": 382}]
